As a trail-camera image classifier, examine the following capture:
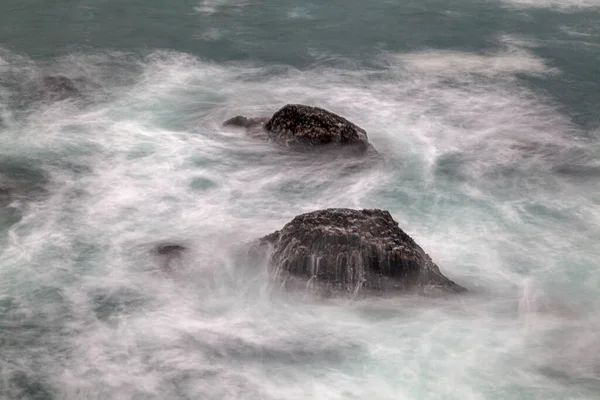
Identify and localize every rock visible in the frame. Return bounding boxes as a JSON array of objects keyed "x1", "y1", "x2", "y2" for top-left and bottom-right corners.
[
  {"x1": 223, "y1": 115, "x2": 269, "y2": 137},
  {"x1": 152, "y1": 243, "x2": 187, "y2": 273},
  {"x1": 153, "y1": 243, "x2": 186, "y2": 255},
  {"x1": 37, "y1": 75, "x2": 79, "y2": 102},
  {"x1": 0, "y1": 186, "x2": 11, "y2": 208},
  {"x1": 224, "y1": 104, "x2": 376, "y2": 153},
  {"x1": 265, "y1": 104, "x2": 372, "y2": 152},
  {"x1": 223, "y1": 116, "x2": 268, "y2": 129},
  {"x1": 259, "y1": 208, "x2": 466, "y2": 296}
]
